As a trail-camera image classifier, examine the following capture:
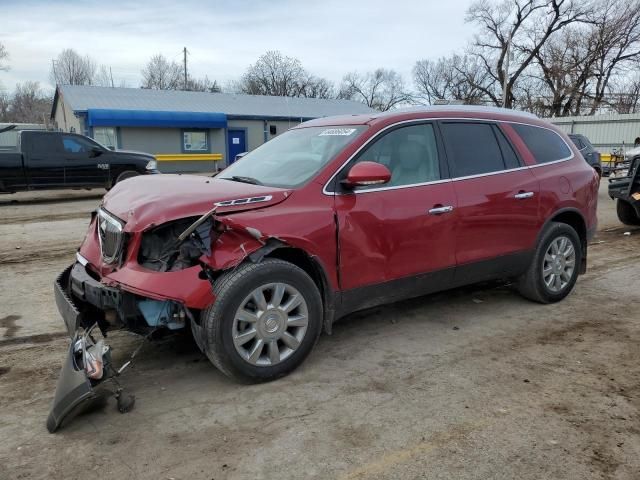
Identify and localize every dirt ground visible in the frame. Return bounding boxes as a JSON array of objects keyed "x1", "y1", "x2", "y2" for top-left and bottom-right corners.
[{"x1": 0, "y1": 182, "x2": 638, "y2": 480}]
